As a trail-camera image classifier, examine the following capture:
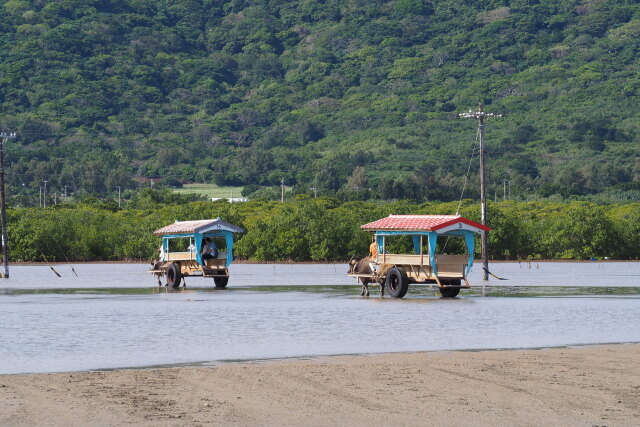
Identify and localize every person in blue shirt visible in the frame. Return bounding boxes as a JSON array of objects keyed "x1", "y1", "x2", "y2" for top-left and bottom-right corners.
[{"x1": 201, "y1": 237, "x2": 218, "y2": 267}]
